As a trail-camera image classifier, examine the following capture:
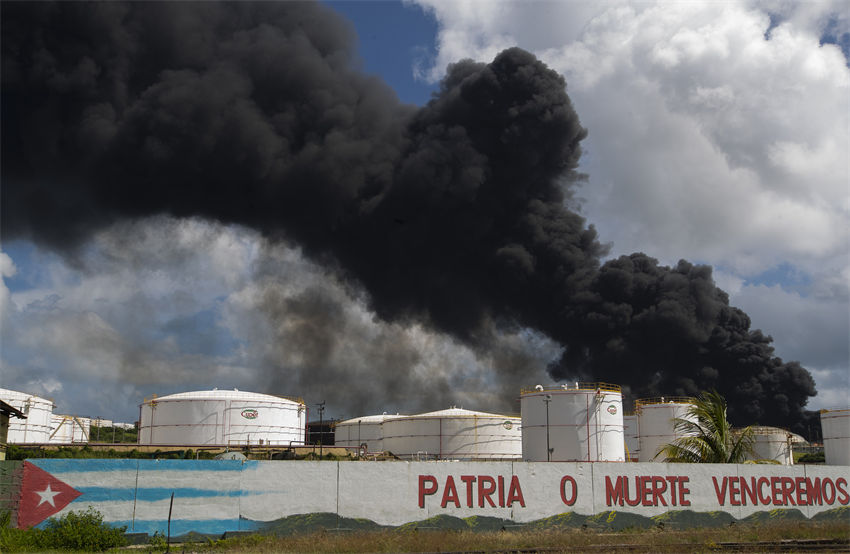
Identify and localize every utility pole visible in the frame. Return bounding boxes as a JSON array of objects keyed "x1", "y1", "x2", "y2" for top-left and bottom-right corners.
[
  {"x1": 317, "y1": 401, "x2": 326, "y2": 458},
  {"x1": 544, "y1": 395, "x2": 552, "y2": 462}
]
